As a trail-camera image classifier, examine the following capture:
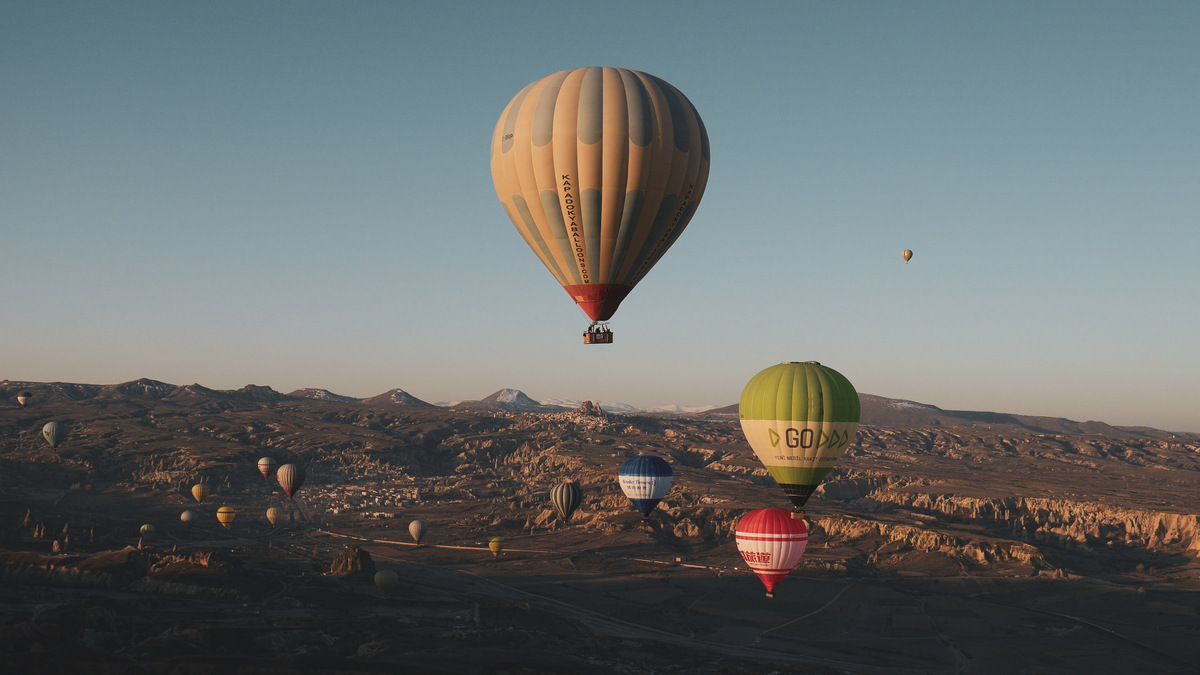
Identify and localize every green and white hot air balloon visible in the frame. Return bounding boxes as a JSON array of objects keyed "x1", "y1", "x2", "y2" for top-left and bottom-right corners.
[{"x1": 739, "y1": 361, "x2": 860, "y2": 513}]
